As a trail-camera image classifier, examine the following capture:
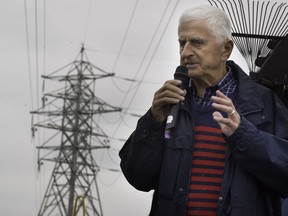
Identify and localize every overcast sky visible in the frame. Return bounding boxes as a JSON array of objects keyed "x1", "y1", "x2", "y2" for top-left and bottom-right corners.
[{"x1": 0, "y1": 0, "x2": 249, "y2": 215}]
